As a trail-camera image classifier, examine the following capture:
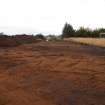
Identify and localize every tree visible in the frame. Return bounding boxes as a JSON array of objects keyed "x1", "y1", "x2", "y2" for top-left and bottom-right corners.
[
  {"x1": 35, "y1": 34, "x2": 45, "y2": 40},
  {"x1": 75, "y1": 27, "x2": 87, "y2": 37},
  {"x1": 0, "y1": 32, "x2": 8, "y2": 38},
  {"x1": 75, "y1": 27, "x2": 94, "y2": 37},
  {"x1": 62, "y1": 23, "x2": 74, "y2": 38}
]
